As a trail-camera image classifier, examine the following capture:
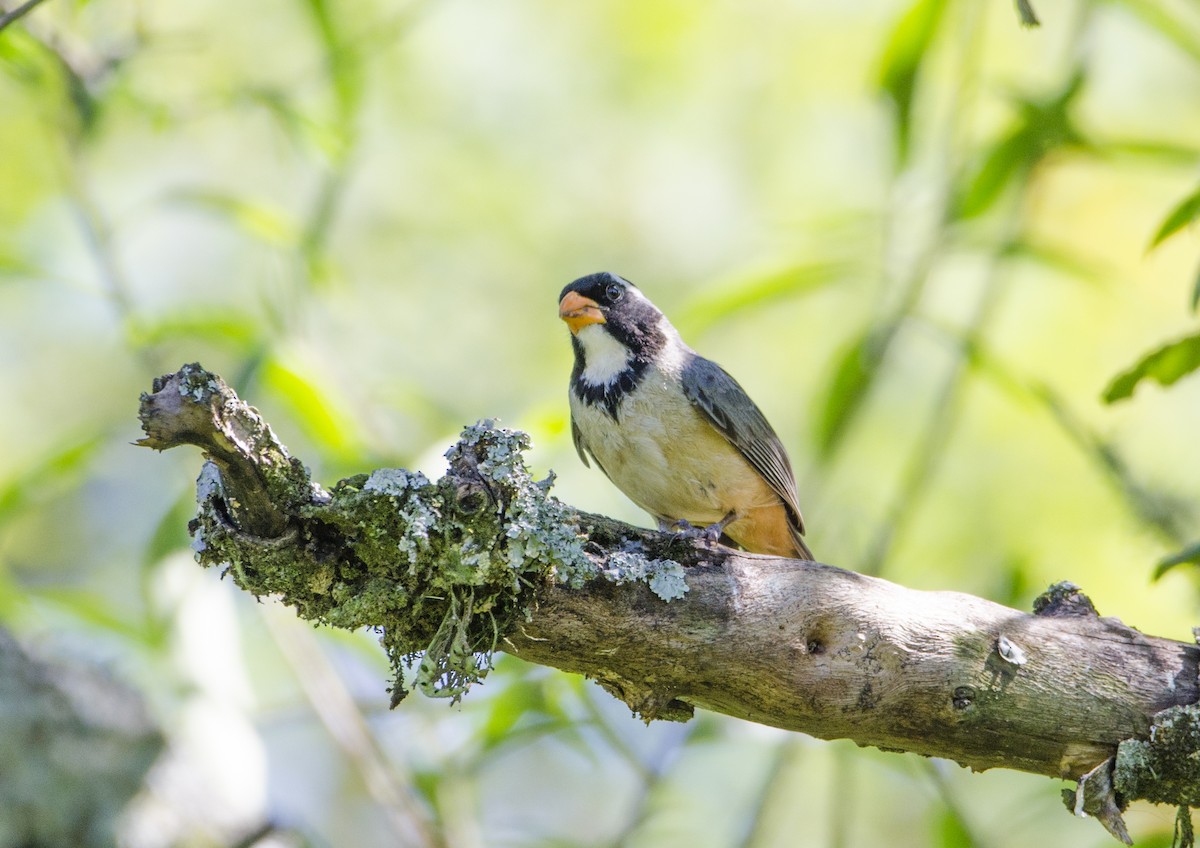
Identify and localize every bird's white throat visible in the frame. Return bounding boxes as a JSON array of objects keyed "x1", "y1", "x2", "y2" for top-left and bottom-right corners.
[{"x1": 576, "y1": 324, "x2": 632, "y2": 386}]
